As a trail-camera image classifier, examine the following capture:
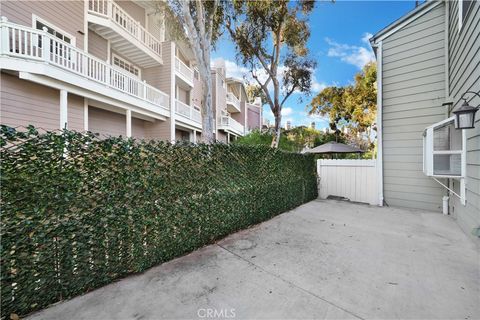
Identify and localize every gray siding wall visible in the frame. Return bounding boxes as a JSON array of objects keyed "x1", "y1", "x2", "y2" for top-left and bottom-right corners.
[
  {"x1": 447, "y1": 1, "x2": 480, "y2": 239},
  {"x1": 381, "y1": 3, "x2": 447, "y2": 211}
]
